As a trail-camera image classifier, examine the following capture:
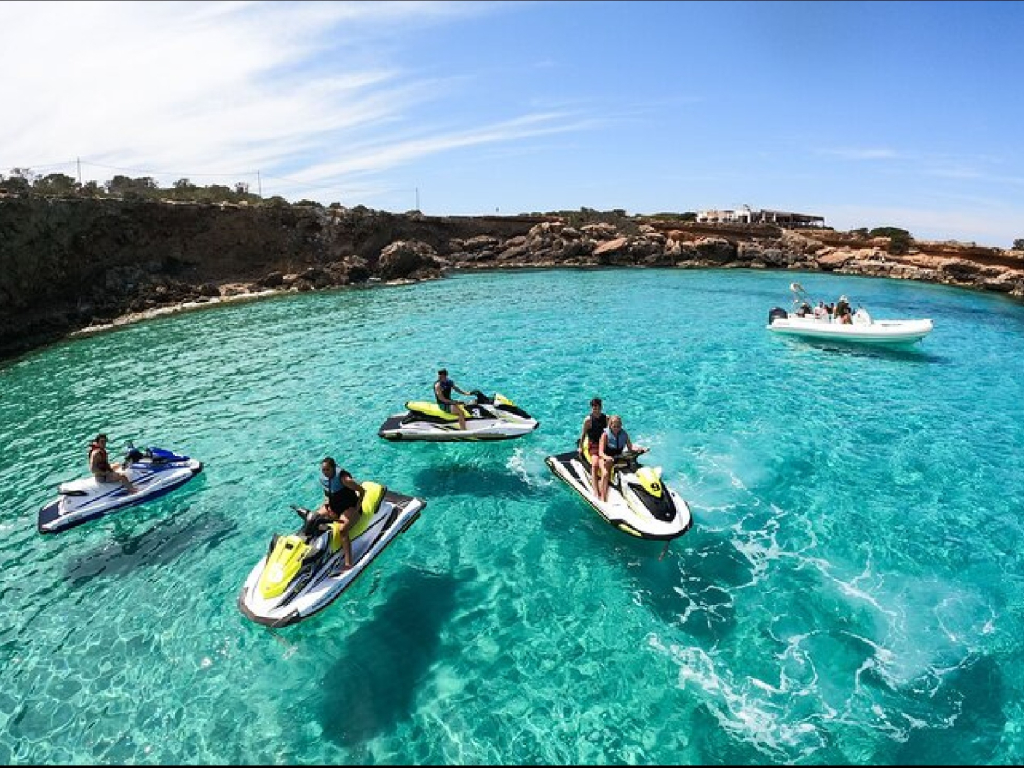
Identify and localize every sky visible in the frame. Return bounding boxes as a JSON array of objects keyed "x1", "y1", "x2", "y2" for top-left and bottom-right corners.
[{"x1": 1, "y1": 0, "x2": 1022, "y2": 247}]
